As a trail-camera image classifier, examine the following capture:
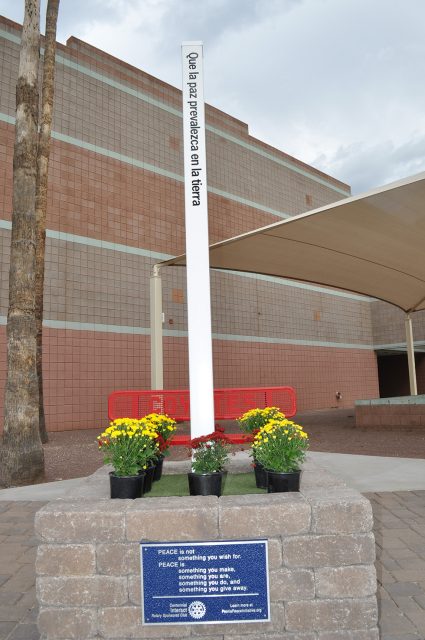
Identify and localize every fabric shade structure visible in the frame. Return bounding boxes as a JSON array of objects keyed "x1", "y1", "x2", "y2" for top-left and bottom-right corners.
[
  {"x1": 157, "y1": 171, "x2": 425, "y2": 397},
  {"x1": 162, "y1": 171, "x2": 425, "y2": 314}
]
